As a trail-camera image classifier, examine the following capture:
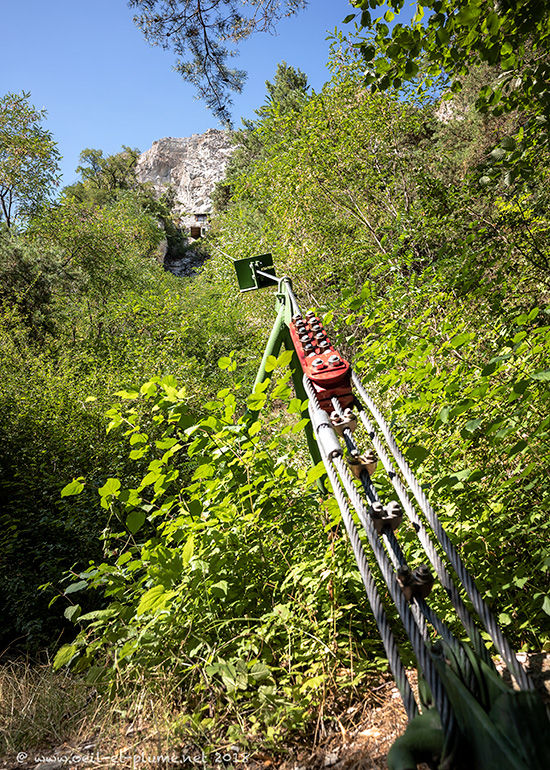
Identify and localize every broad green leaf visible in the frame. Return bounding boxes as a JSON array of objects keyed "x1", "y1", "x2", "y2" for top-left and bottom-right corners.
[
  {"x1": 181, "y1": 535, "x2": 194, "y2": 565},
  {"x1": 98, "y1": 478, "x2": 121, "y2": 498},
  {"x1": 276, "y1": 350, "x2": 294, "y2": 368},
  {"x1": 248, "y1": 420, "x2": 262, "y2": 436},
  {"x1": 53, "y1": 644, "x2": 78, "y2": 670},
  {"x1": 193, "y1": 463, "x2": 215, "y2": 480},
  {"x1": 64, "y1": 580, "x2": 88, "y2": 595},
  {"x1": 137, "y1": 585, "x2": 174, "y2": 616},
  {"x1": 115, "y1": 389, "x2": 139, "y2": 399},
  {"x1": 211, "y1": 580, "x2": 228, "y2": 597},
  {"x1": 61, "y1": 478, "x2": 85, "y2": 497},
  {"x1": 64, "y1": 604, "x2": 81, "y2": 622},
  {"x1": 264, "y1": 355, "x2": 278, "y2": 372},
  {"x1": 306, "y1": 462, "x2": 326, "y2": 485},
  {"x1": 126, "y1": 509, "x2": 146, "y2": 534}
]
